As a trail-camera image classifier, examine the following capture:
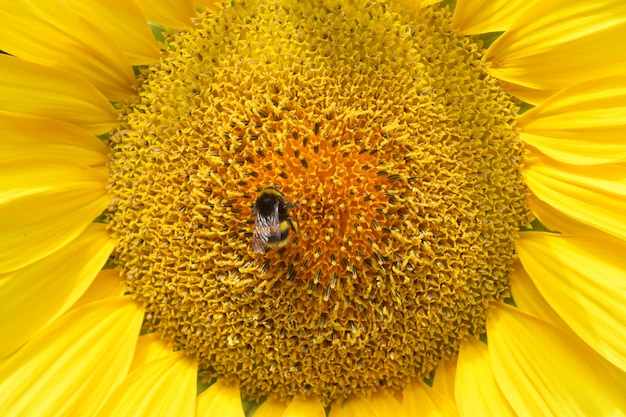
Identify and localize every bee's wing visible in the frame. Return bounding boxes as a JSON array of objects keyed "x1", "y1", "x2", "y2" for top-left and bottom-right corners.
[{"x1": 252, "y1": 201, "x2": 281, "y2": 253}]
